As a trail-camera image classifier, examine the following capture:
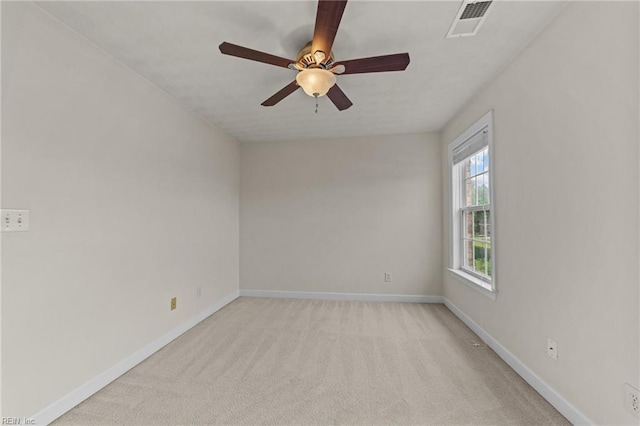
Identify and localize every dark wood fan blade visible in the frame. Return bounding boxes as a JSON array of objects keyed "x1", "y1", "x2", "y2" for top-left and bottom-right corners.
[
  {"x1": 261, "y1": 81, "x2": 300, "y2": 106},
  {"x1": 311, "y1": 0, "x2": 348, "y2": 61},
  {"x1": 326, "y1": 84, "x2": 352, "y2": 111},
  {"x1": 334, "y1": 53, "x2": 410, "y2": 75},
  {"x1": 219, "y1": 42, "x2": 294, "y2": 69}
]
